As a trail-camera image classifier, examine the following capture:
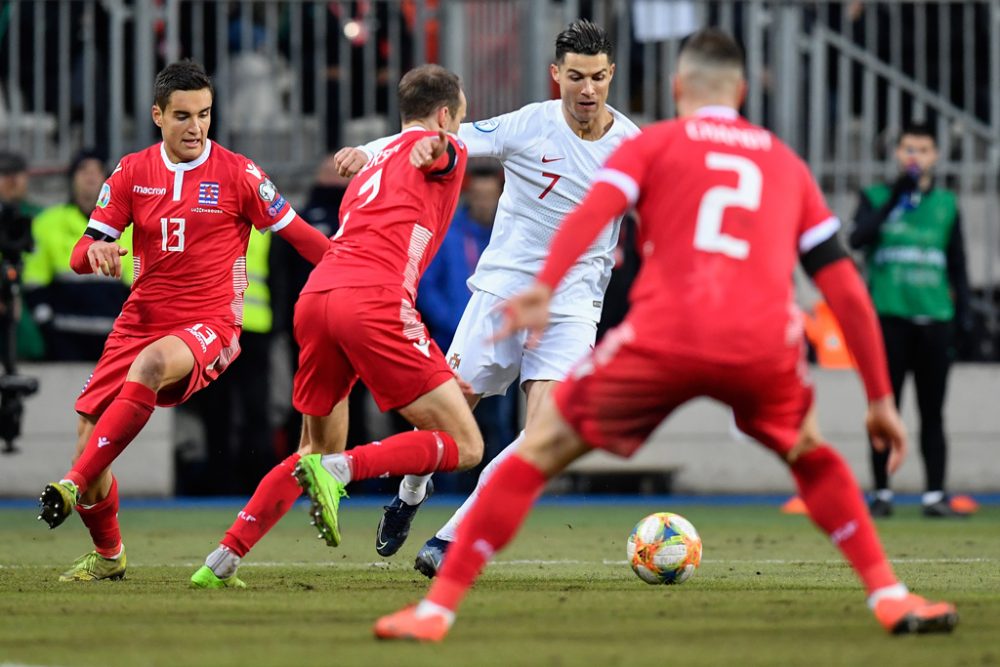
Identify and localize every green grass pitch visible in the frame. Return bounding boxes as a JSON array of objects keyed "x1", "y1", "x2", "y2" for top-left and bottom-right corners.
[{"x1": 1, "y1": 501, "x2": 998, "y2": 667}]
